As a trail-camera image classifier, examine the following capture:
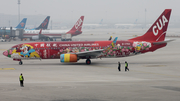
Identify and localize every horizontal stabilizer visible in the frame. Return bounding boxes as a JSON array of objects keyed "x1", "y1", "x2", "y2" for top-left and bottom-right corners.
[{"x1": 153, "y1": 39, "x2": 175, "y2": 45}]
